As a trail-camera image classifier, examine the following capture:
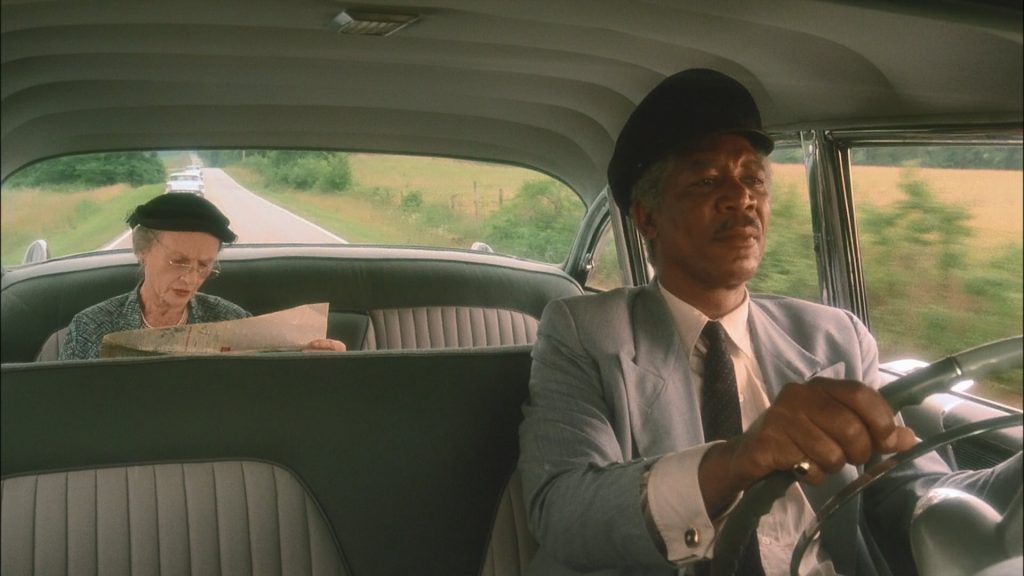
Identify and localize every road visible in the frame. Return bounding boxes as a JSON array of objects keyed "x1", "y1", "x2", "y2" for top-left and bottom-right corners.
[{"x1": 105, "y1": 168, "x2": 347, "y2": 249}]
